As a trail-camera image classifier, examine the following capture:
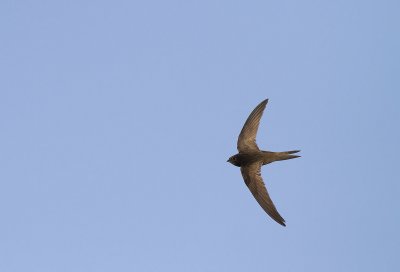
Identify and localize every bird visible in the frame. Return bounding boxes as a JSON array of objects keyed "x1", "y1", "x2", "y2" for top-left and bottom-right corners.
[{"x1": 227, "y1": 99, "x2": 300, "y2": 226}]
